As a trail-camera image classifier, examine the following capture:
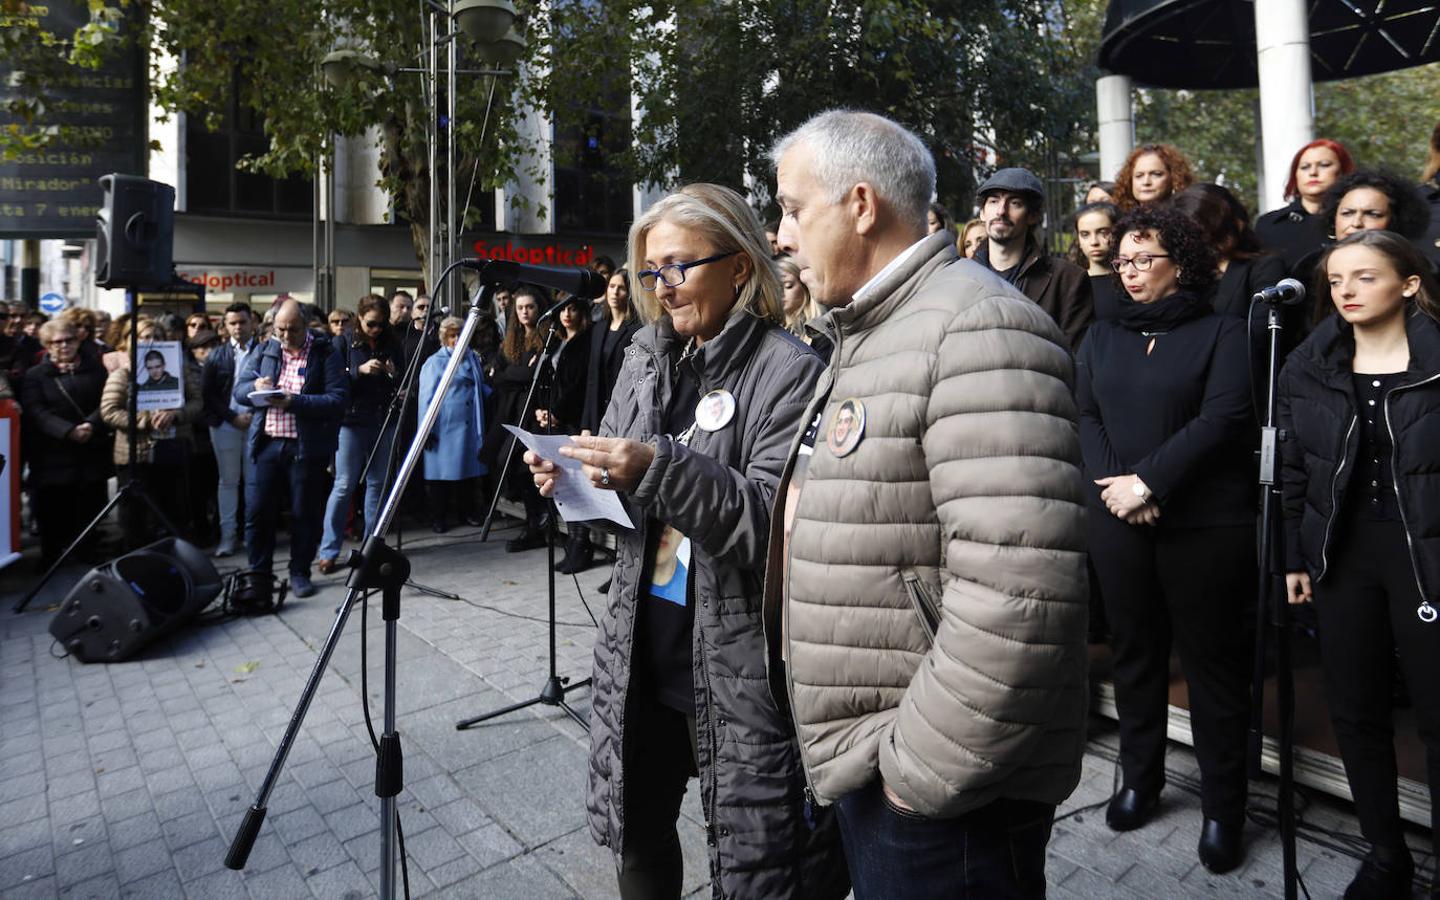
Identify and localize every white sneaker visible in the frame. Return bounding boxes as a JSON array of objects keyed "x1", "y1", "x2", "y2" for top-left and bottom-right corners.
[{"x1": 213, "y1": 539, "x2": 237, "y2": 558}]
